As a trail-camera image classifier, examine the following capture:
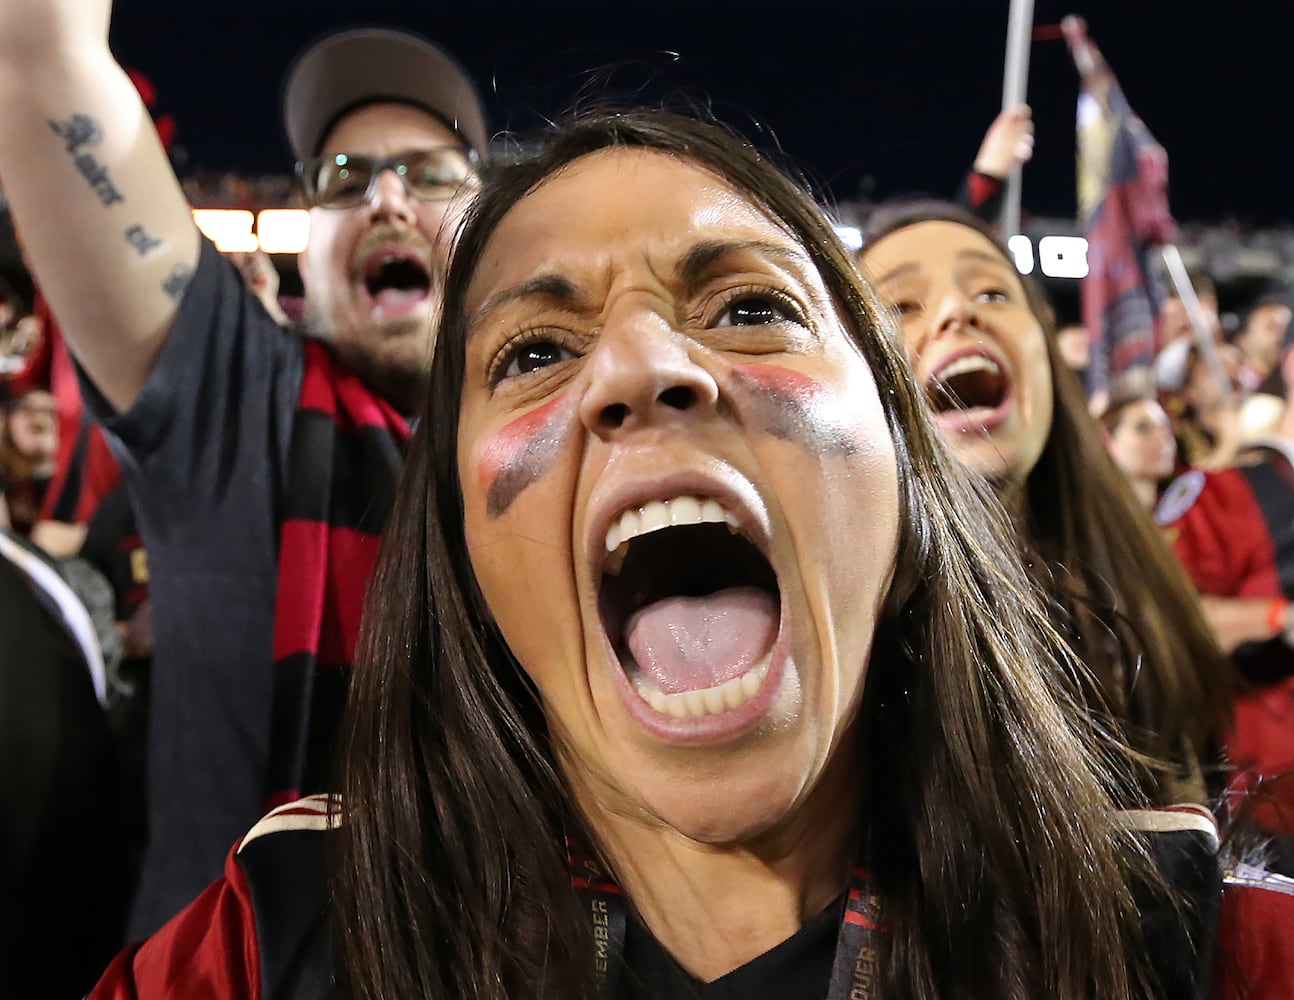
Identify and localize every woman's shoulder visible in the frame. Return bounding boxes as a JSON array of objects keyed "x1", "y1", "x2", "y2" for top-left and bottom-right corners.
[
  {"x1": 238, "y1": 794, "x2": 343, "y2": 851},
  {"x1": 88, "y1": 795, "x2": 341, "y2": 1000},
  {"x1": 234, "y1": 795, "x2": 340, "y2": 999}
]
